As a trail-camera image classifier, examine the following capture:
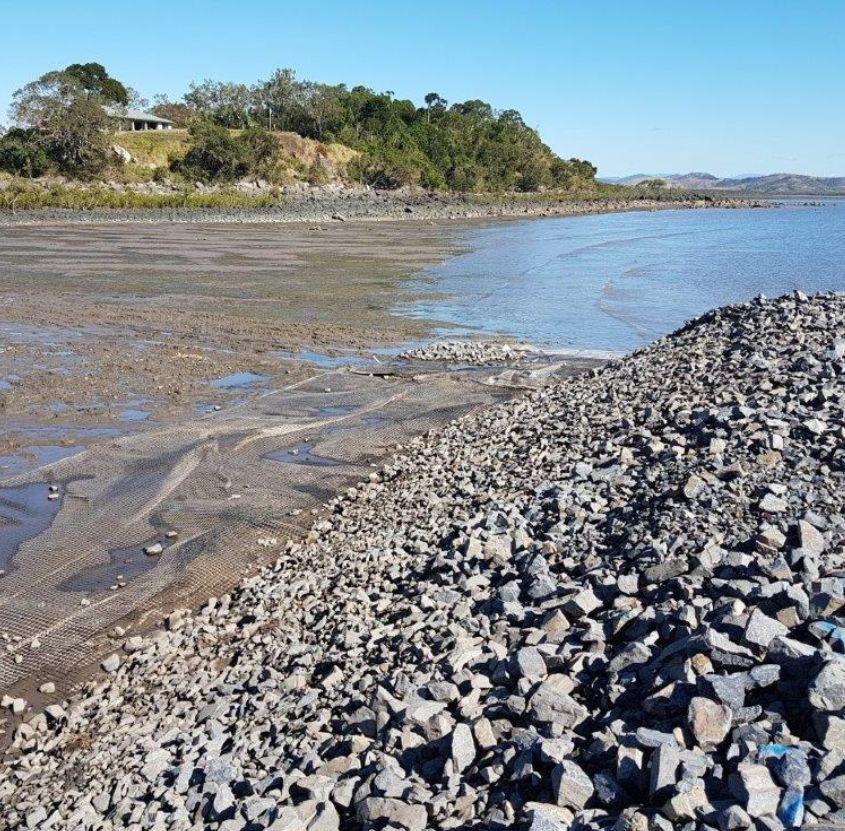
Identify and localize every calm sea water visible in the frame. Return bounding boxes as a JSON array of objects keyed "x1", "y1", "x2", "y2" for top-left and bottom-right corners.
[{"x1": 403, "y1": 200, "x2": 845, "y2": 353}]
